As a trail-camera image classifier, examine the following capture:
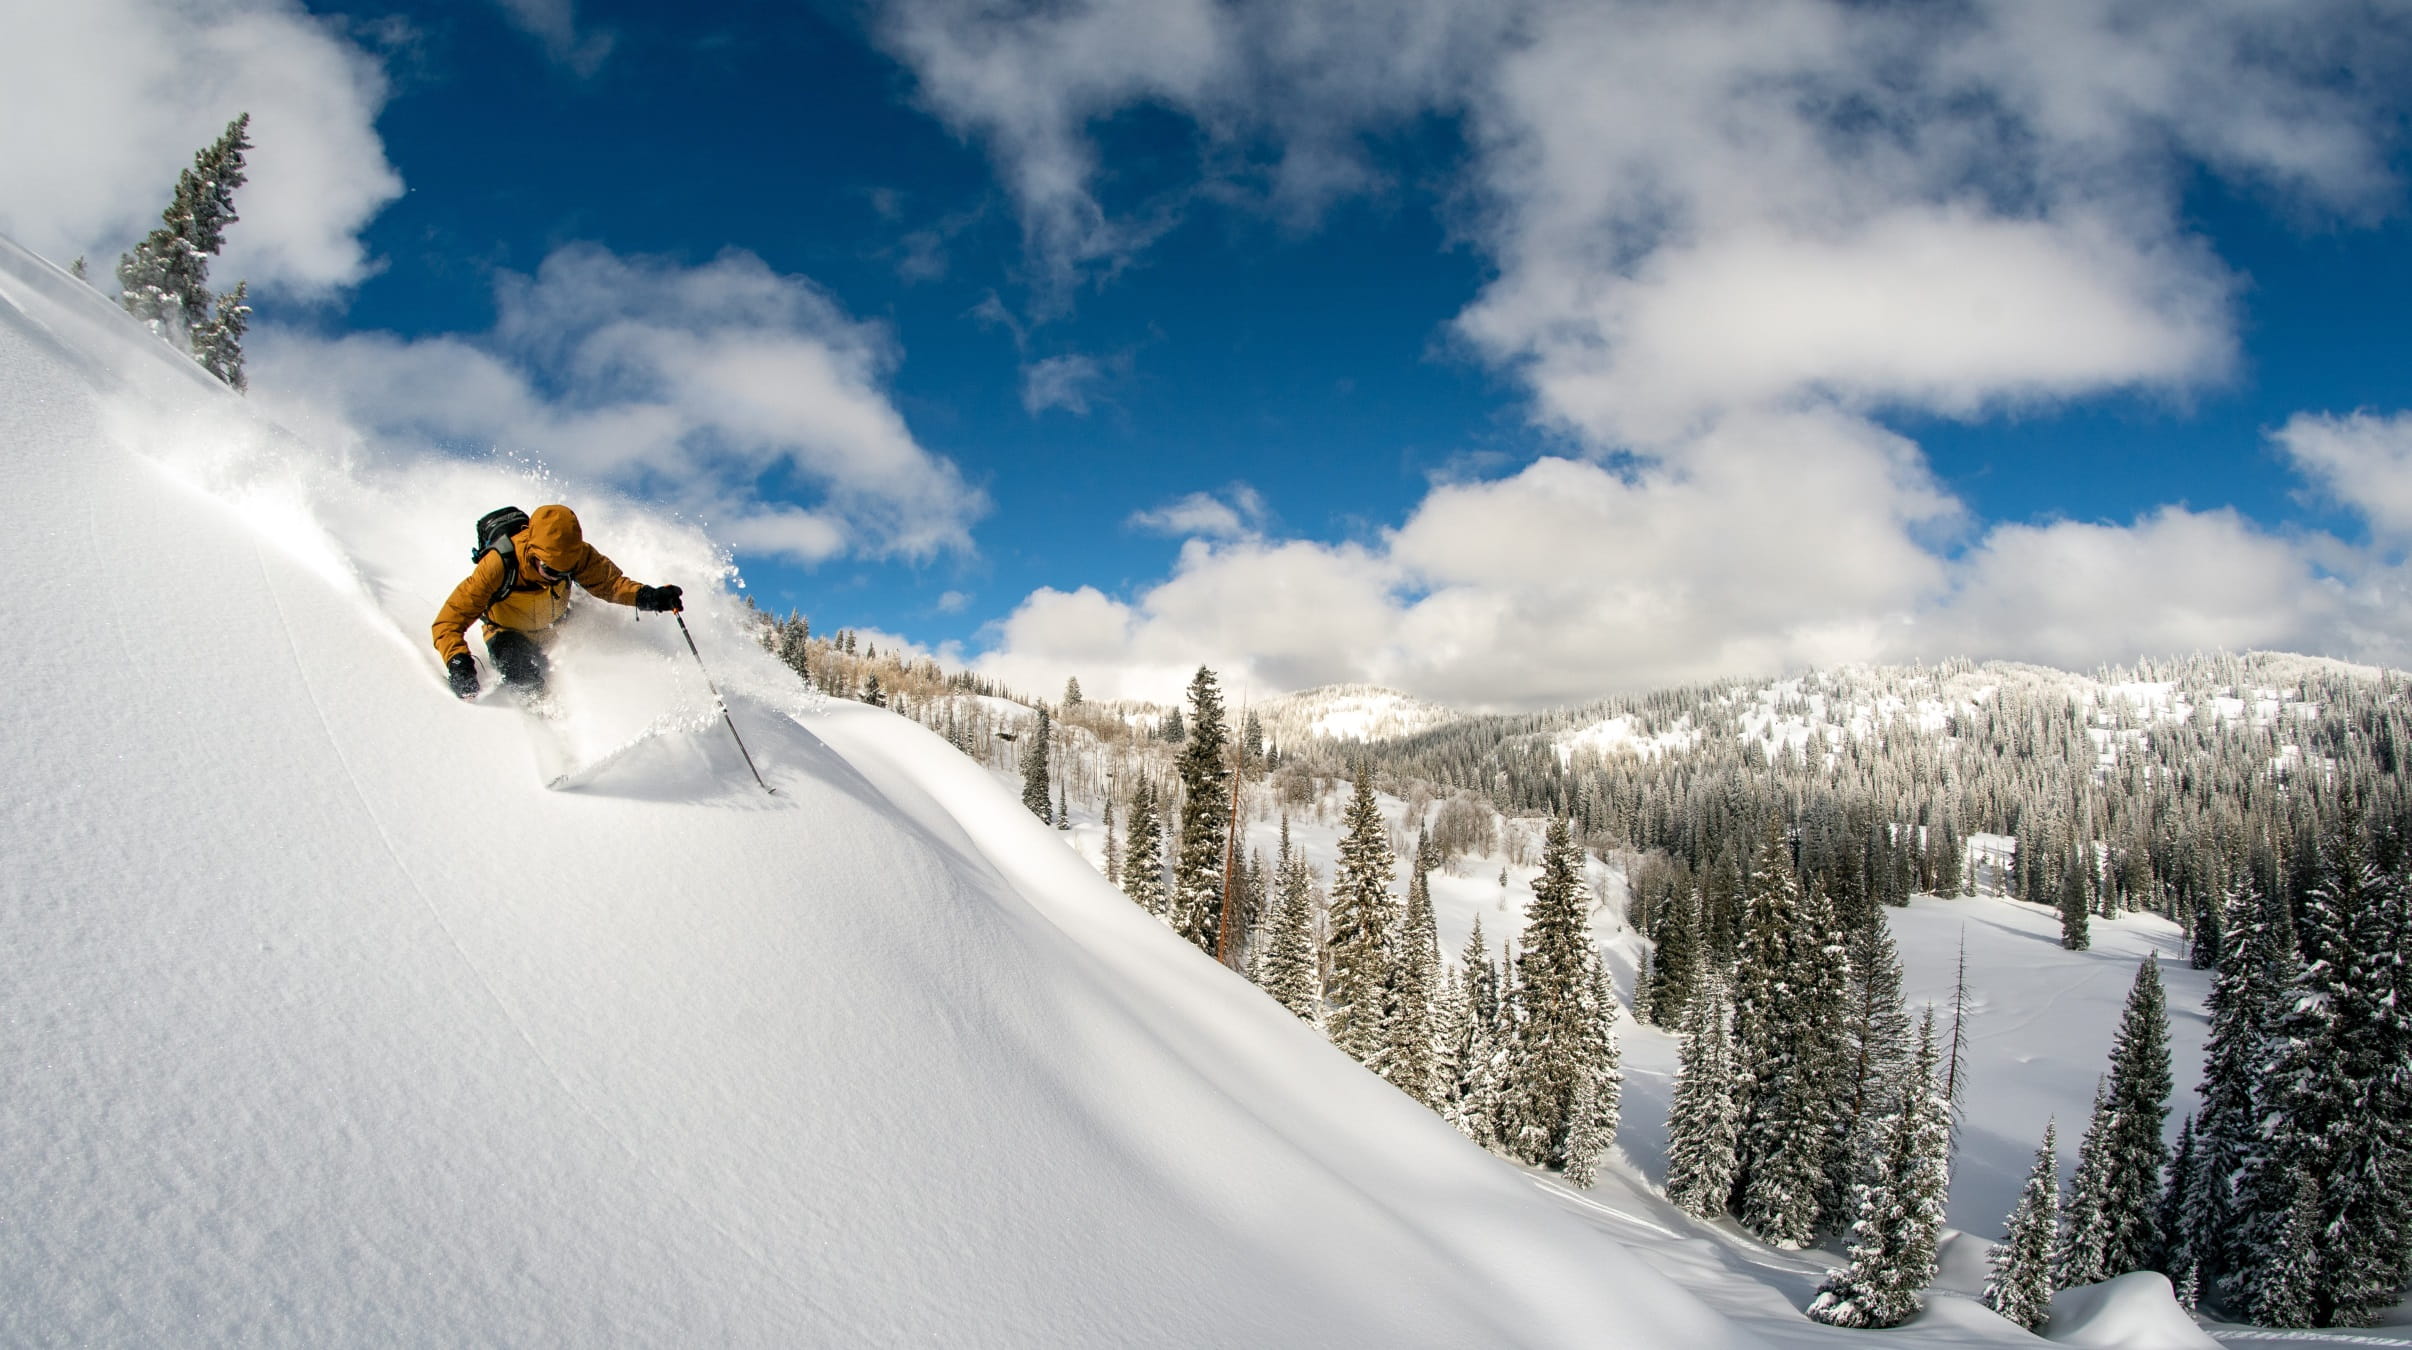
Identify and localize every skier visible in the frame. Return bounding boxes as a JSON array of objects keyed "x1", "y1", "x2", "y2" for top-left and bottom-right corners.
[{"x1": 434, "y1": 503, "x2": 683, "y2": 699}]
